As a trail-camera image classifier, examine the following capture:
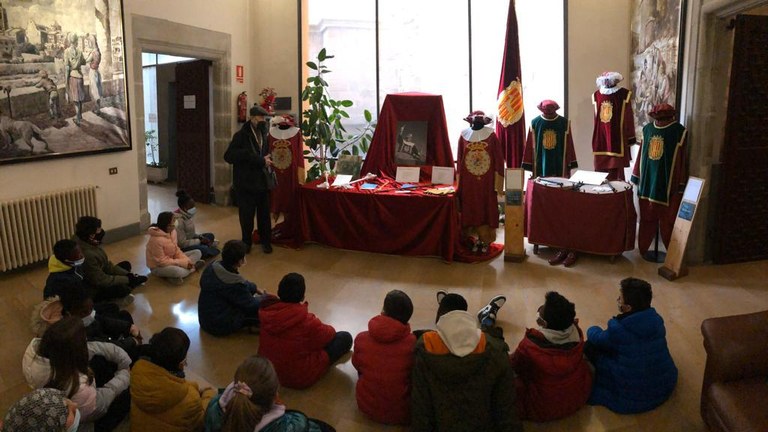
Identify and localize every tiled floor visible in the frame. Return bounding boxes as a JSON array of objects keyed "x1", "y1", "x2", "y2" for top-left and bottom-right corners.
[{"x1": 1, "y1": 182, "x2": 766, "y2": 431}]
